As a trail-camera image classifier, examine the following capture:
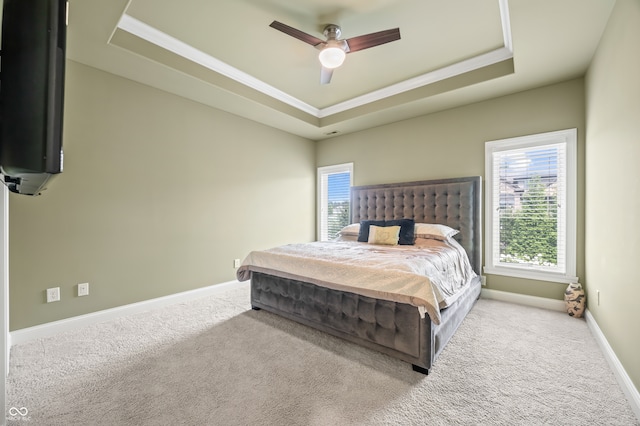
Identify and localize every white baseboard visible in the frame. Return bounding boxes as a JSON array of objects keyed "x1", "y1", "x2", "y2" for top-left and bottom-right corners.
[
  {"x1": 480, "y1": 288, "x2": 639, "y2": 421},
  {"x1": 585, "y1": 310, "x2": 640, "y2": 421},
  {"x1": 480, "y1": 288, "x2": 566, "y2": 311},
  {"x1": 10, "y1": 280, "x2": 249, "y2": 346}
]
